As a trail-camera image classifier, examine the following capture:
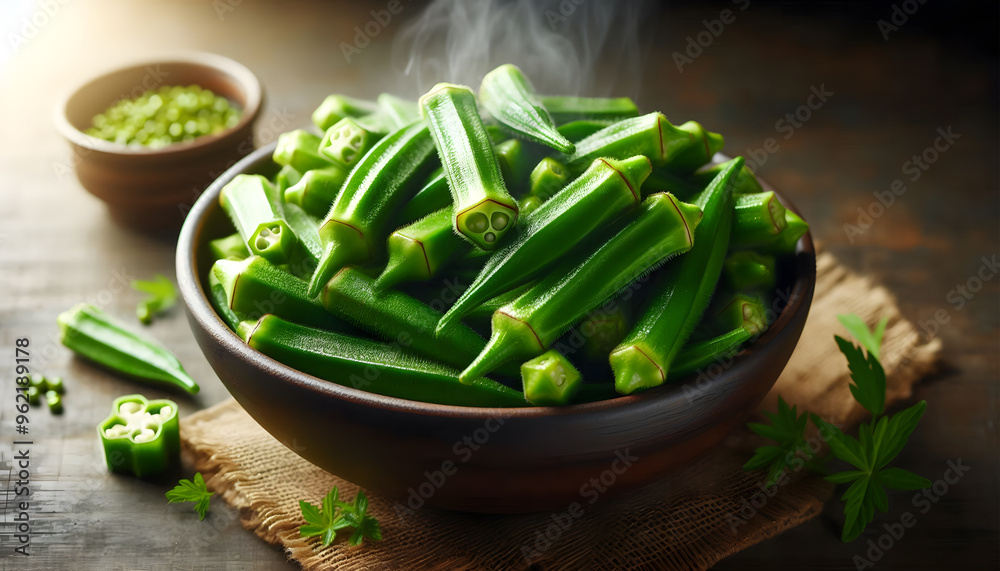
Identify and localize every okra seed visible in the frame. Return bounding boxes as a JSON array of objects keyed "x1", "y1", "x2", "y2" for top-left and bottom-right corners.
[
  {"x1": 256, "y1": 237, "x2": 270, "y2": 251},
  {"x1": 259, "y1": 228, "x2": 271, "y2": 237},
  {"x1": 119, "y1": 402, "x2": 142, "y2": 415},
  {"x1": 490, "y1": 212, "x2": 509, "y2": 231},
  {"x1": 160, "y1": 405, "x2": 173, "y2": 418},
  {"x1": 133, "y1": 428, "x2": 155, "y2": 443},
  {"x1": 466, "y1": 212, "x2": 489, "y2": 232},
  {"x1": 484, "y1": 232, "x2": 496, "y2": 243}
]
